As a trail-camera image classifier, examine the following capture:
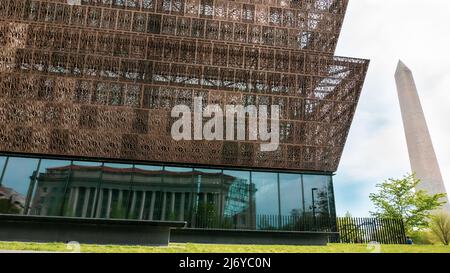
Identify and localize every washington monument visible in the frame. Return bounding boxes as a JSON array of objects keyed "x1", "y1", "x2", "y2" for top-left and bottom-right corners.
[{"x1": 395, "y1": 60, "x2": 450, "y2": 212}]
